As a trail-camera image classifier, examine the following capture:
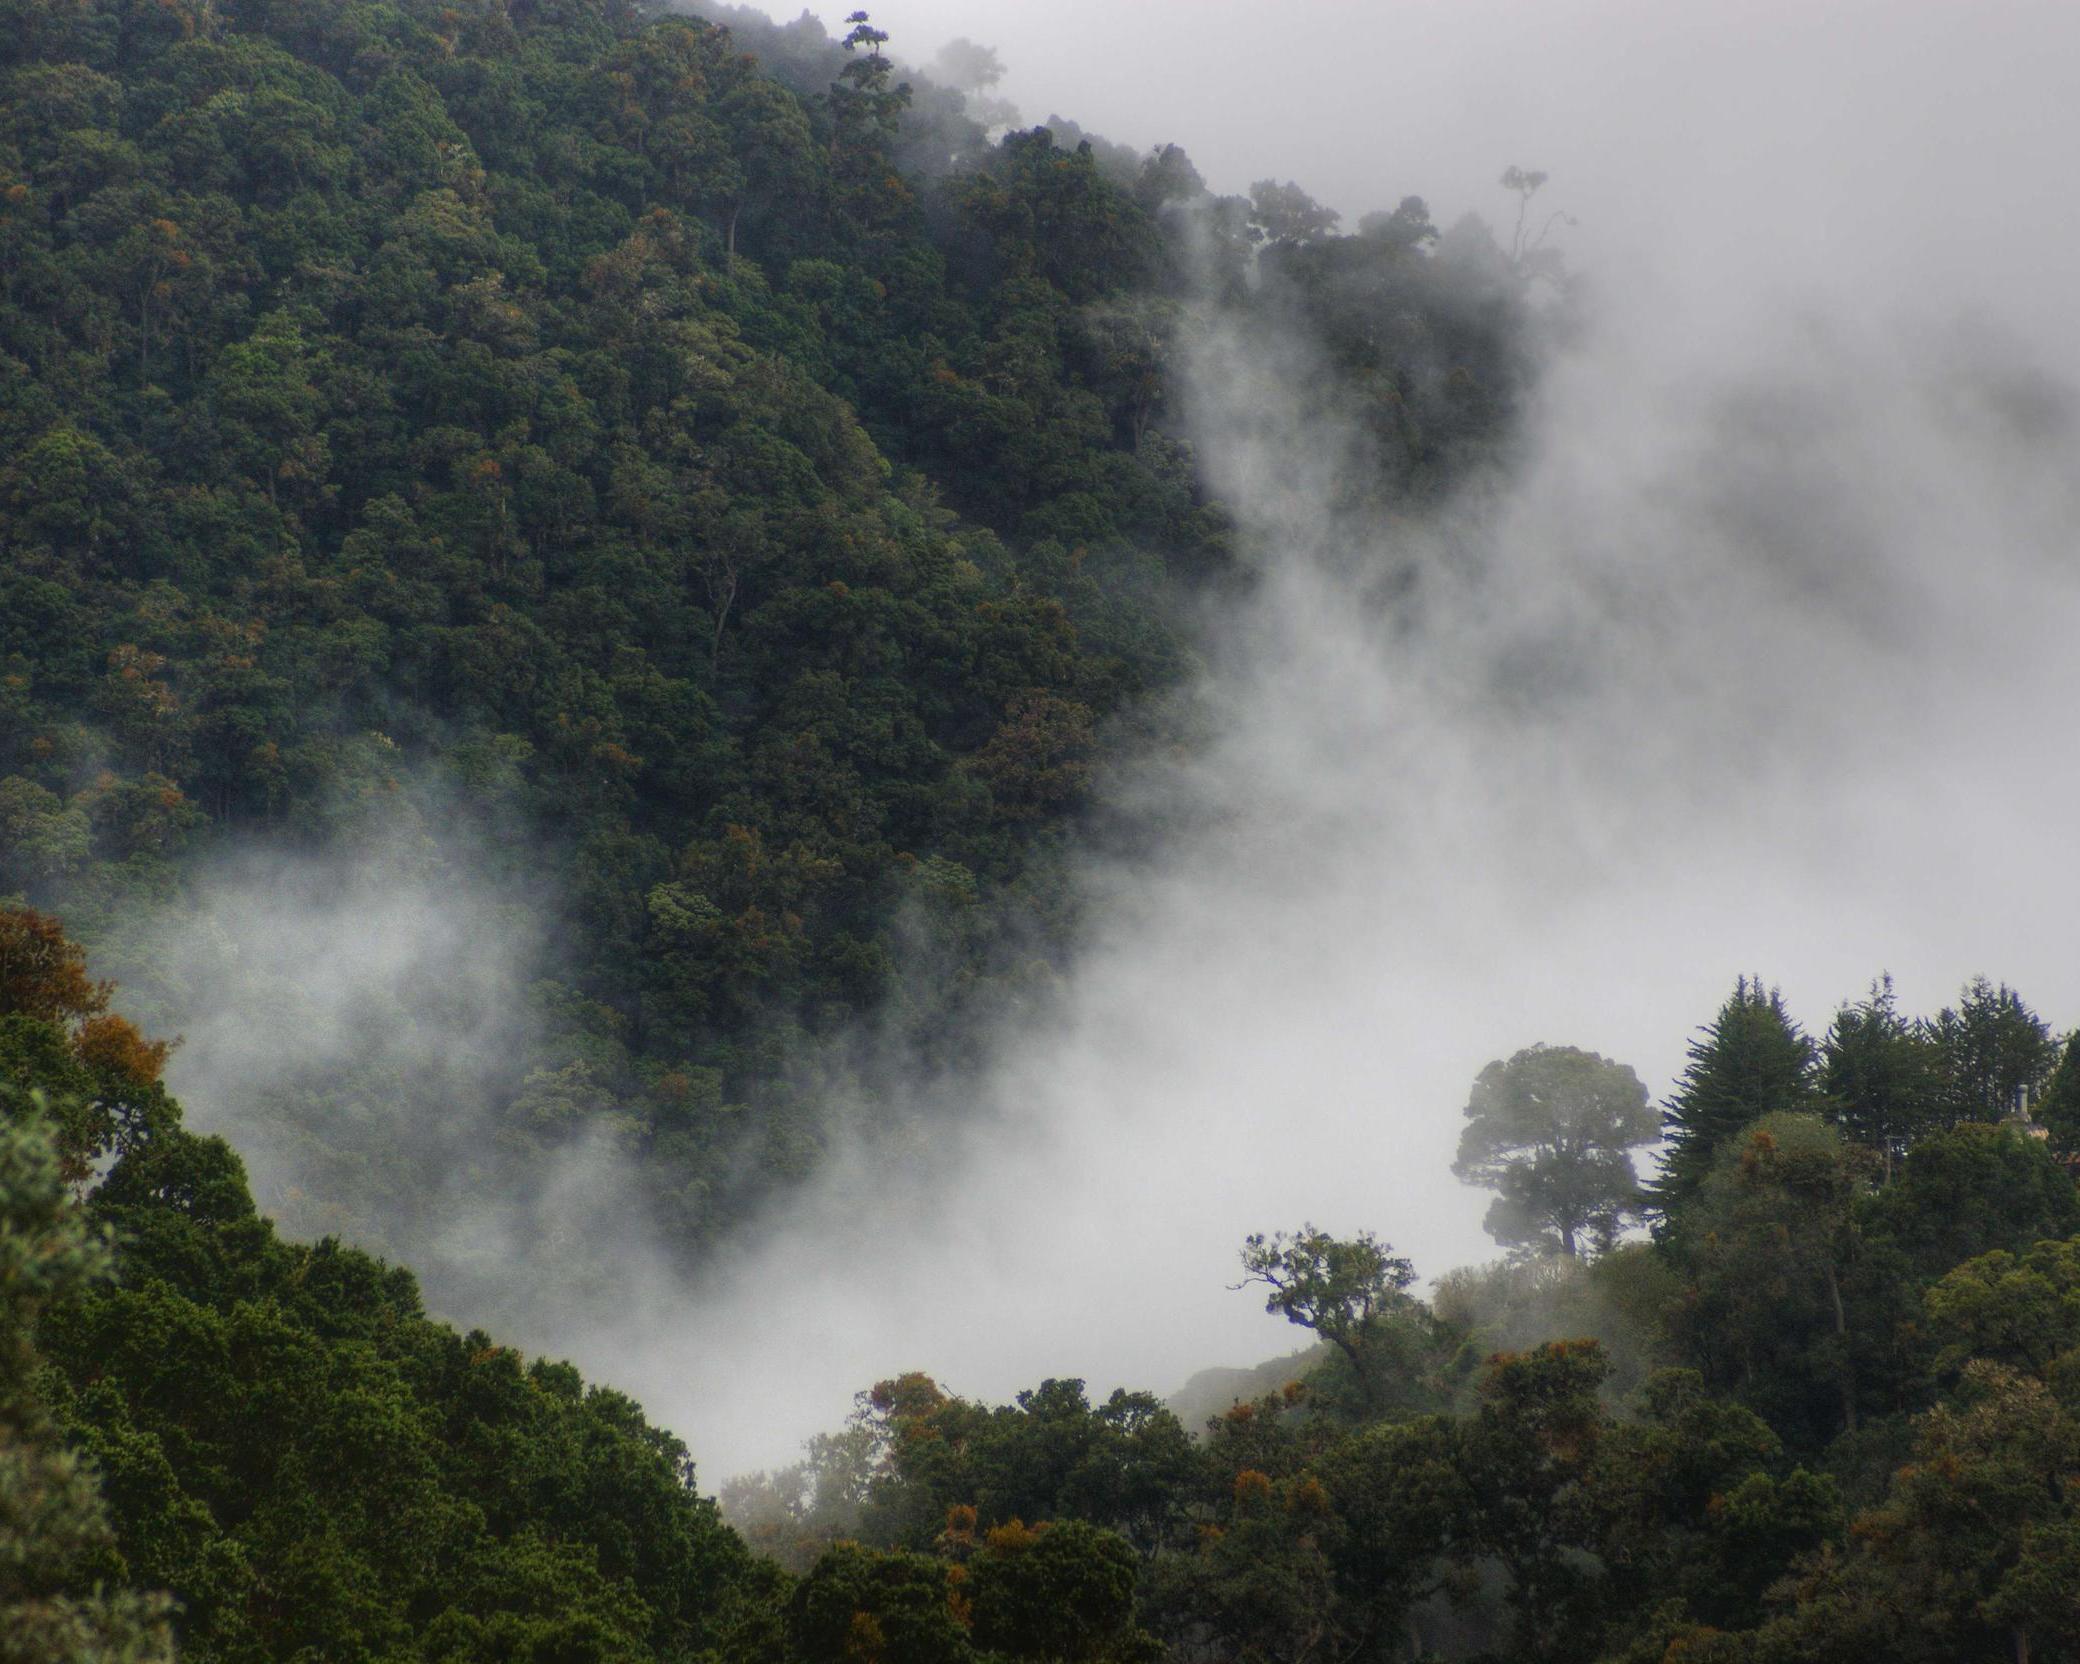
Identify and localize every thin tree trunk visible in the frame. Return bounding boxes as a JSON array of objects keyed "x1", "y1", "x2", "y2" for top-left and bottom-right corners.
[
  {"x1": 1329, "y1": 1332, "x2": 1376, "y2": 1413},
  {"x1": 708, "y1": 564, "x2": 738, "y2": 671},
  {"x1": 1823, "y1": 1261, "x2": 1857, "y2": 1432}
]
